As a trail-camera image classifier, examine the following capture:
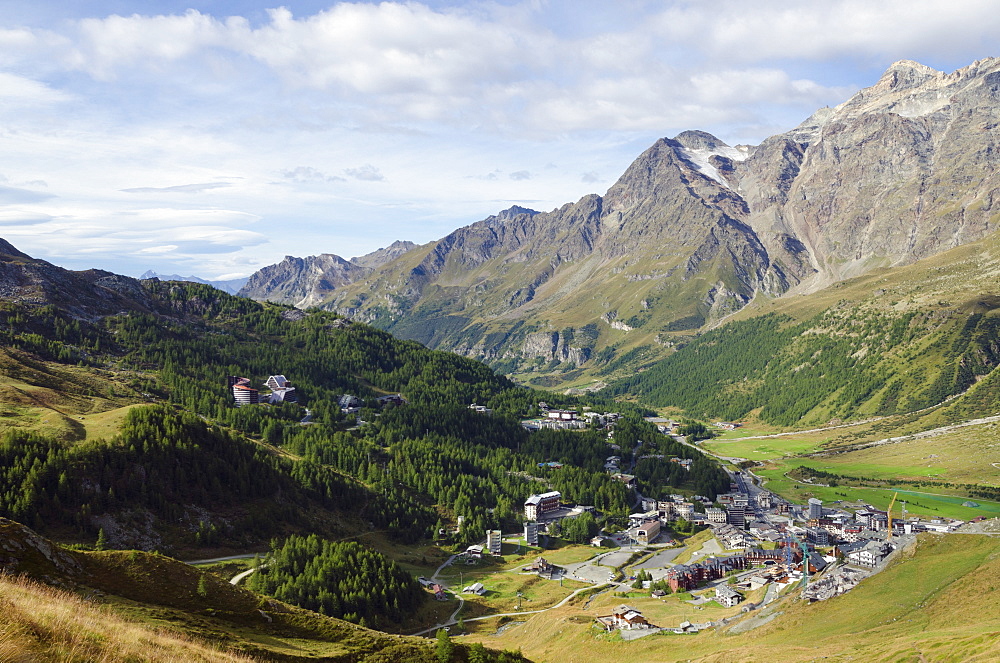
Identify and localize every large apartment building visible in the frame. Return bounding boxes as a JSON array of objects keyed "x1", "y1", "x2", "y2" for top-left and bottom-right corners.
[
  {"x1": 228, "y1": 376, "x2": 259, "y2": 406},
  {"x1": 524, "y1": 491, "x2": 561, "y2": 520}
]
